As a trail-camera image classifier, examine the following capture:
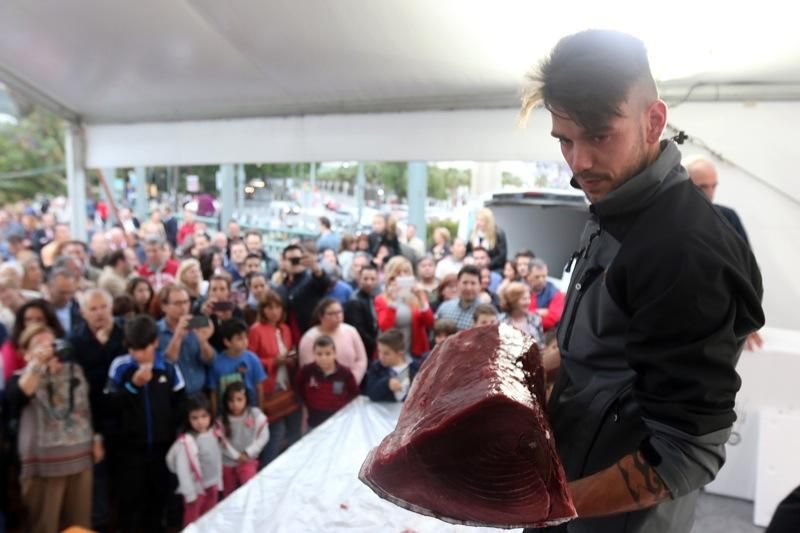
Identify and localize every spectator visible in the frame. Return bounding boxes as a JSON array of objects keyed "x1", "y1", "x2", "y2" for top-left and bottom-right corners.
[
  {"x1": 374, "y1": 256, "x2": 433, "y2": 359},
  {"x1": 177, "y1": 209, "x2": 197, "y2": 246},
  {"x1": 227, "y1": 220, "x2": 242, "y2": 242},
  {"x1": 347, "y1": 252, "x2": 371, "y2": 290},
  {"x1": 432, "y1": 319, "x2": 458, "y2": 349},
  {"x1": 46, "y1": 268, "x2": 86, "y2": 336},
  {"x1": 200, "y1": 246, "x2": 226, "y2": 280},
  {"x1": 89, "y1": 232, "x2": 110, "y2": 269},
  {"x1": 471, "y1": 247, "x2": 502, "y2": 294},
  {"x1": 211, "y1": 232, "x2": 228, "y2": 258},
  {"x1": 417, "y1": 255, "x2": 438, "y2": 301},
  {"x1": 40, "y1": 222, "x2": 71, "y2": 268},
  {"x1": 177, "y1": 258, "x2": 207, "y2": 310},
  {"x1": 126, "y1": 276, "x2": 156, "y2": 316},
  {"x1": 527, "y1": 259, "x2": 565, "y2": 332},
  {"x1": 435, "y1": 237, "x2": 467, "y2": 280},
  {"x1": 209, "y1": 319, "x2": 266, "y2": 414},
  {"x1": 473, "y1": 303, "x2": 499, "y2": 327},
  {"x1": 316, "y1": 216, "x2": 341, "y2": 254},
  {"x1": 31, "y1": 212, "x2": 56, "y2": 253},
  {"x1": 404, "y1": 224, "x2": 426, "y2": 259},
  {"x1": 242, "y1": 272, "x2": 270, "y2": 324},
  {"x1": 497, "y1": 260, "x2": 518, "y2": 297},
  {"x1": 344, "y1": 265, "x2": 379, "y2": 359},
  {"x1": 368, "y1": 213, "x2": 401, "y2": 258},
  {"x1": 323, "y1": 263, "x2": 354, "y2": 305},
  {"x1": 69, "y1": 288, "x2": 125, "y2": 531},
  {"x1": 248, "y1": 291, "x2": 301, "y2": 466},
  {"x1": 107, "y1": 227, "x2": 127, "y2": 251},
  {"x1": 0, "y1": 275, "x2": 26, "y2": 329},
  {"x1": 435, "y1": 265, "x2": 482, "y2": 331},
  {"x1": 158, "y1": 285, "x2": 216, "y2": 395},
  {"x1": 117, "y1": 207, "x2": 140, "y2": 235},
  {"x1": 7, "y1": 324, "x2": 99, "y2": 533},
  {"x1": 138, "y1": 236, "x2": 179, "y2": 292},
  {"x1": 467, "y1": 208, "x2": 508, "y2": 271},
  {"x1": 478, "y1": 266, "x2": 501, "y2": 308},
  {"x1": 106, "y1": 314, "x2": 185, "y2": 533},
  {"x1": 273, "y1": 244, "x2": 331, "y2": 345},
  {"x1": 165, "y1": 394, "x2": 222, "y2": 527},
  {"x1": 298, "y1": 299, "x2": 367, "y2": 384},
  {"x1": 217, "y1": 381, "x2": 269, "y2": 497},
  {"x1": 112, "y1": 294, "x2": 136, "y2": 319},
  {"x1": 430, "y1": 226, "x2": 451, "y2": 263},
  {"x1": 433, "y1": 273, "x2": 458, "y2": 313},
  {"x1": 191, "y1": 231, "x2": 211, "y2": 259},
  {"x1": 225, "y1": 239, "x2": 249, "y2": 283},
  {"x1": 499, "y1": 281, "x2": 544, "y2": 344},
  {"x1": 19, "y1": 255, "x2": 46, "y2": 296},
  {"x1": 295, "y1": 335, "x2": 359, "y2": 429},
  {"x1": 366, "y1": 329, "x2": 422, "y2": 403},
  {"x1": 338, "y1": 234, "x2": 356, "y2": 282},
  {"x1": 514, "y1": 250, "x2": 536, "y2": 281},
  {"x1": 355, "y1": 232, "x2": 370, "y2": 254},
  {"x1": 199, "y1": 274, "x2": 245, "y2": 353},
  {"x1": 161, "y1": 206, "x2": 179, "y2": 249},
  {"x1": 97, "y1": 250, "x2": 132, "y2": 297},
  {"x1": 1, "y1": 299, "x2": 65, "y2": 381},
  {"x1": 244, "y1": 231, "x2": 278, "y2": 278}
]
